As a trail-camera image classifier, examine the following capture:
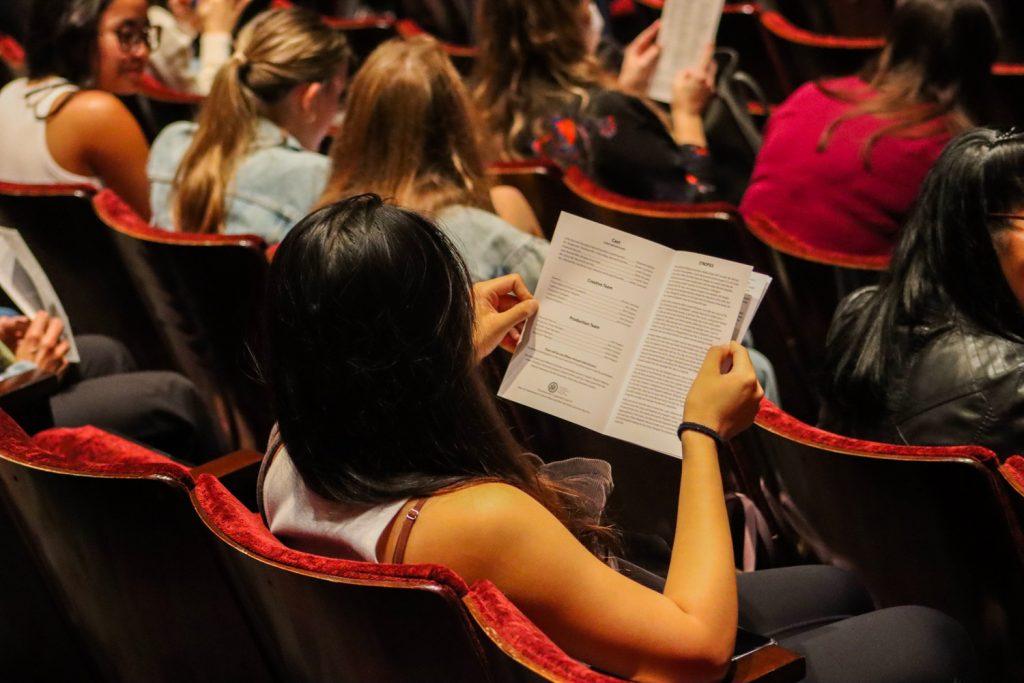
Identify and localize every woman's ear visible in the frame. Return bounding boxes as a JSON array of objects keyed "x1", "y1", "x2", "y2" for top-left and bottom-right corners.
[{"x1": 298, "y1": 81, "x2": 324, "y2": 118}]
